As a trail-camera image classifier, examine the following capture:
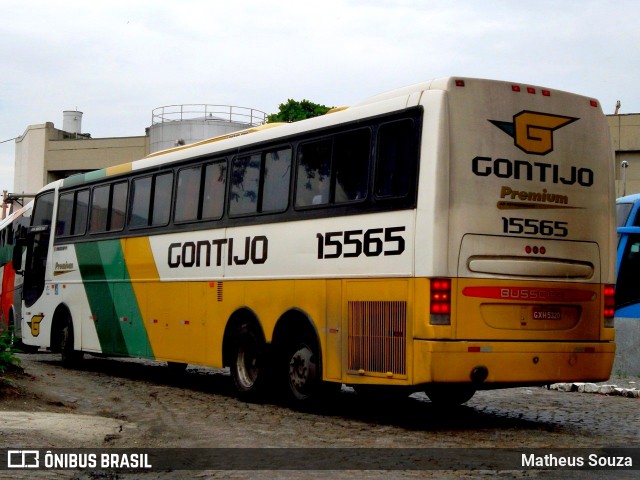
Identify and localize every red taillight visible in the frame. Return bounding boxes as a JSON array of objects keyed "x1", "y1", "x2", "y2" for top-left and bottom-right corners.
[
  {"x1": 430, "y1": 278, "x2": 452, "y2": 324},
  {"x1": 604, "y1": 284, "x2": 615, "y2": 321},
  {"x1": 590, "y1": 100, "x2": 599, "y2": 107}
]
